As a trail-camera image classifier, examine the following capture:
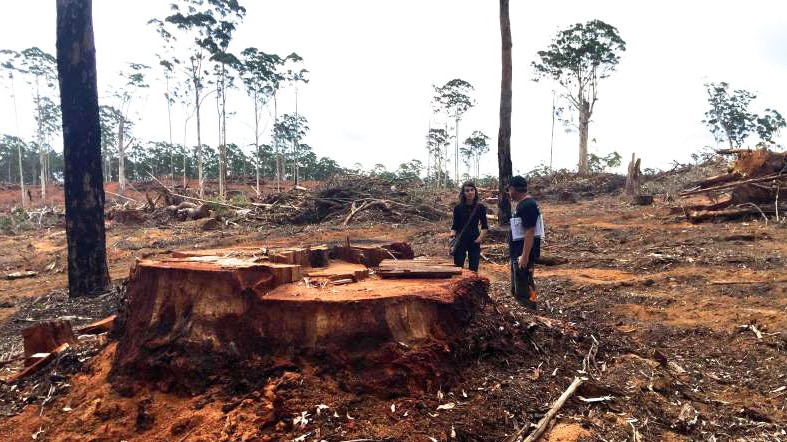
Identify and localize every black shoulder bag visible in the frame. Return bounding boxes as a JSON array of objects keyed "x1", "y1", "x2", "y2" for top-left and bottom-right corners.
[{"x1": 449, "y1": 204, "x2": 480, "y2": 256}]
